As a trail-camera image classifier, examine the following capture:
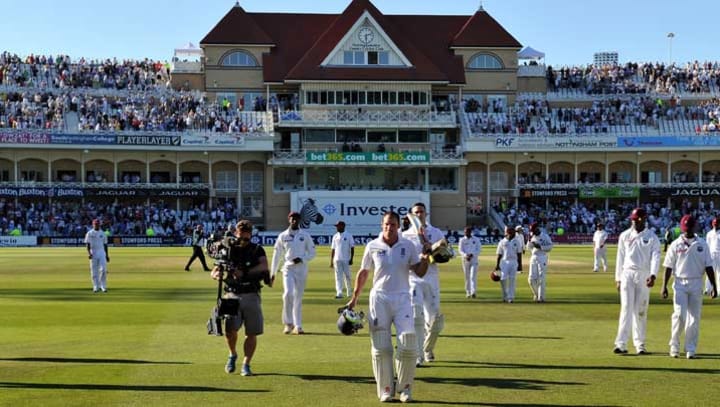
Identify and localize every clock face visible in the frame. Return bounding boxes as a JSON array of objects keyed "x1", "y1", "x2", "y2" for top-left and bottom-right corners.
[{"x1": 358, "y1": 27, "x2": 374, "y2": 45}]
